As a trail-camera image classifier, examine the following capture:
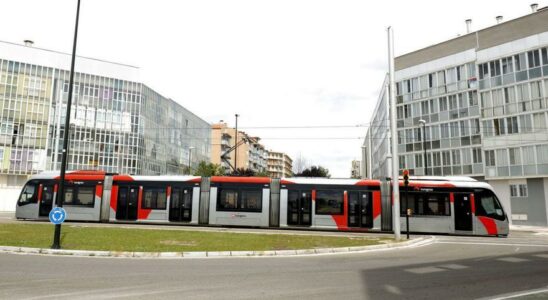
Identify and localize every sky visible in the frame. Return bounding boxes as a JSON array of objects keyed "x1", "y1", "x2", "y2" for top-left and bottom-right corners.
[{"x1": 0, "y1": 0, "x2": 544, "y2": 177}]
